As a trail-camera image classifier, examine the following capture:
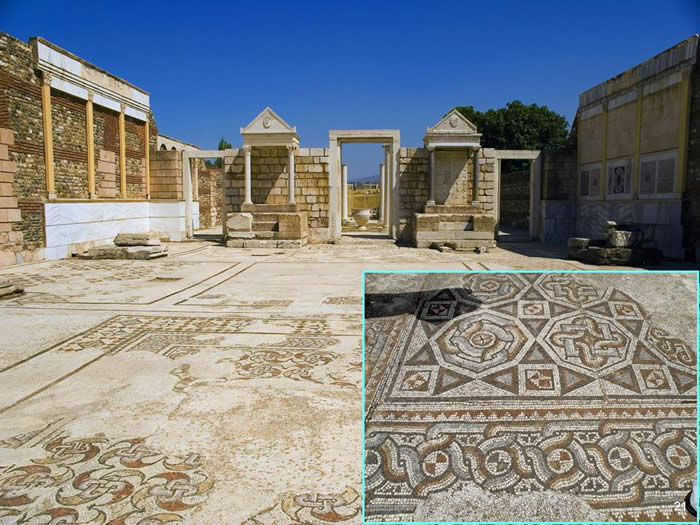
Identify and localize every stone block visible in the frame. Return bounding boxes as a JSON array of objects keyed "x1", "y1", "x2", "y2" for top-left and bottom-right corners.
[
  {"x1": 125, "y1": 246, "x2": 168, "y2": 259},
  {"x1": 226, "y1": 239, "x2": 245, "y2": 248},
  {"x1": 568, "y1": 237, "x2": 590, "y2": 249},
  {"x1": 0, "y1": 129, "x2": 14, "y2": 146},
  {"x1": 0, "y1": 144, "x2": 8, "y2": 161},
  {"x1": 226, "y1": 212, "x2": 253, "y2": 232},
  {"x1": 114, "y1": 233, "x2": 161, "y2": 246},
  {"x1": 227, "y1": 231, "x2": 256, "y2": 239},
  {"x1": 473, "y1": 215, "x2": 496, "y2": 232}
]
